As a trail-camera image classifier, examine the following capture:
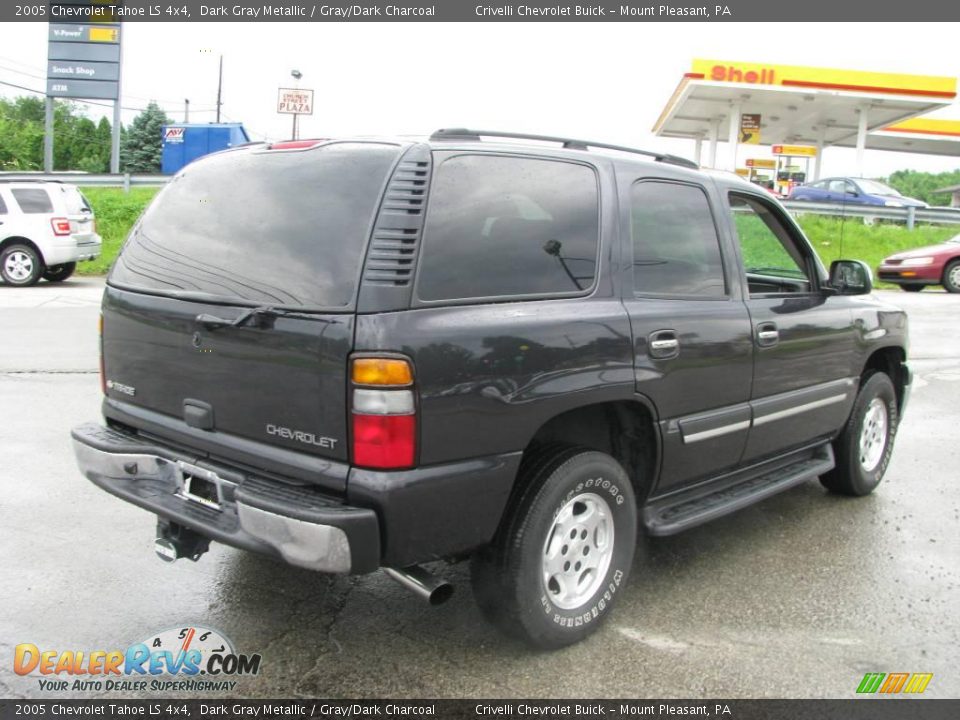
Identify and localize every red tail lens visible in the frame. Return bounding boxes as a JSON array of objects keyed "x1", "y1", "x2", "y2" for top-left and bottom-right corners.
[
  {"x1": 352, "y1": 414, "x2": 415, "y2": 469},
  {"x1": 350, "y1": 356, "x2": 417, "y2": 469},
  {"x1": 51, "y1": 218, "x2": 72, "y2": 236}
]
